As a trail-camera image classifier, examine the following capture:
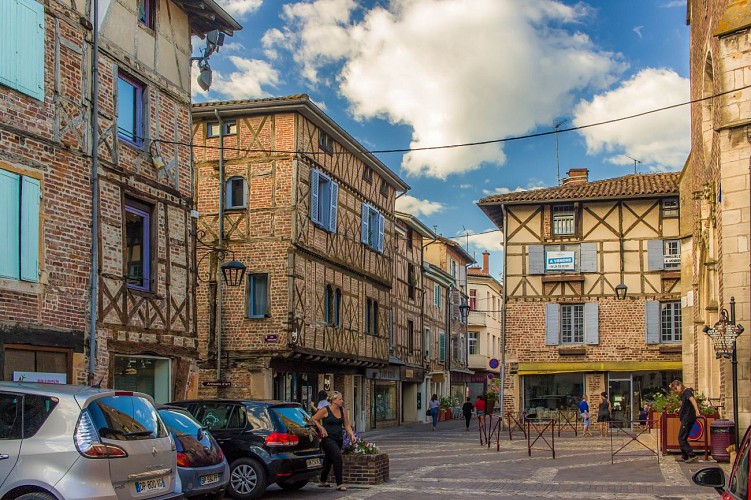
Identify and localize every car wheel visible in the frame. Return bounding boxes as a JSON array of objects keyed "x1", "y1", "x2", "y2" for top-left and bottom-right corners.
[
  {"x1": 228, "y1": 458, "x2": 267, "y2": 499},
  {"x1": 16, "y1": 493, "x2": 56, "y2": 500},
  {"x1": 277, "y1": 479, "x2": 309, "y2": 491}
]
